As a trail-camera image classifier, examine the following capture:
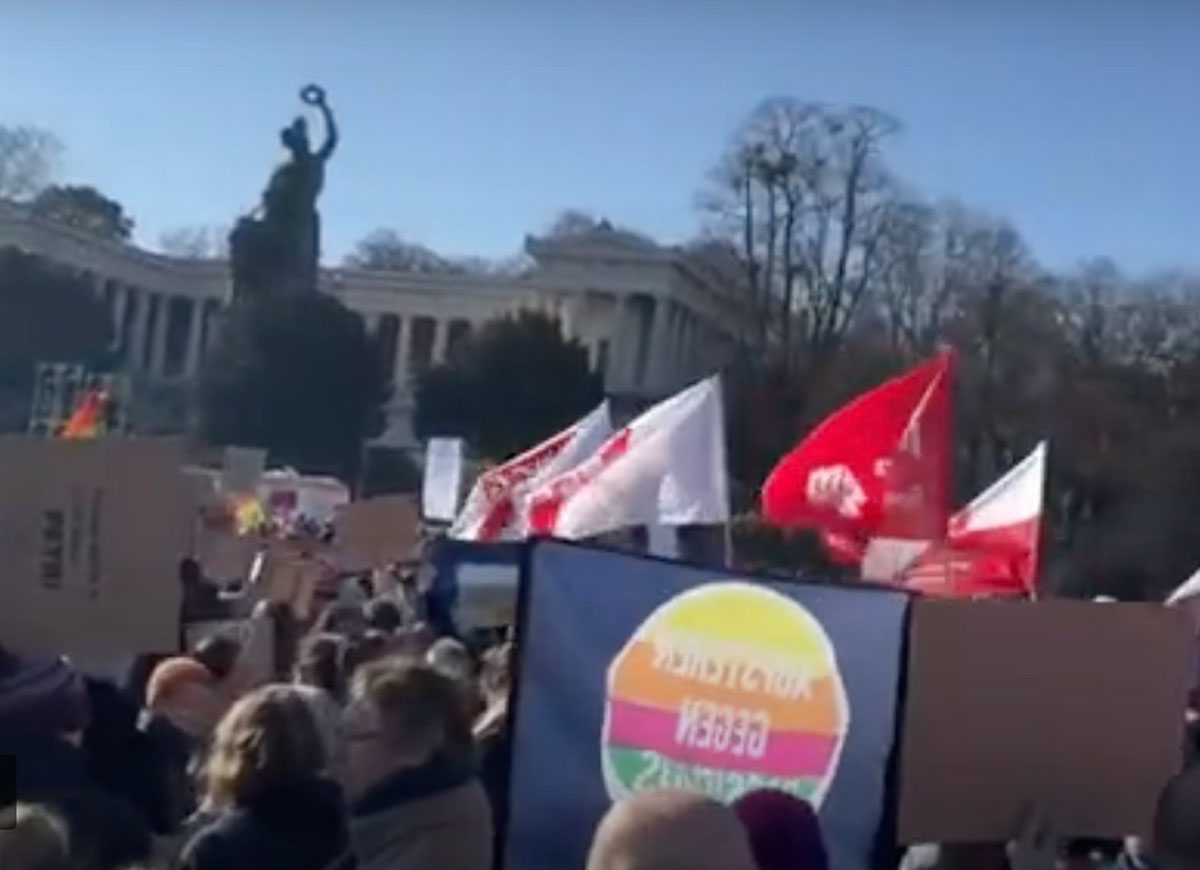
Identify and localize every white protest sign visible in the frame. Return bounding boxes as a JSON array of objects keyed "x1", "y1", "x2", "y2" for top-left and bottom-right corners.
[
  {"x1": 221, "y1": 446, "x2": 266, "y2": 495},
  {"x1": 422, "y1": 437, "x2": 463, "y2": 522}
]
